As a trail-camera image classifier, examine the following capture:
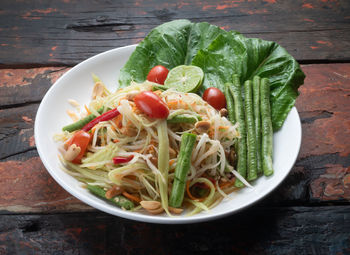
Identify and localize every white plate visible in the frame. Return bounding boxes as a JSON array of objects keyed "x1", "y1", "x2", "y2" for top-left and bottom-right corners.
[{"x1": 35, "y1": 45, "x2": 302, "y2": 224}]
